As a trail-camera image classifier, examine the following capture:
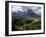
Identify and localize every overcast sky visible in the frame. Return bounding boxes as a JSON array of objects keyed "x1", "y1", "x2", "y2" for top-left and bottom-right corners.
[{"x1": 12, "y1": 5, "x2": 41, "y2": 15}]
